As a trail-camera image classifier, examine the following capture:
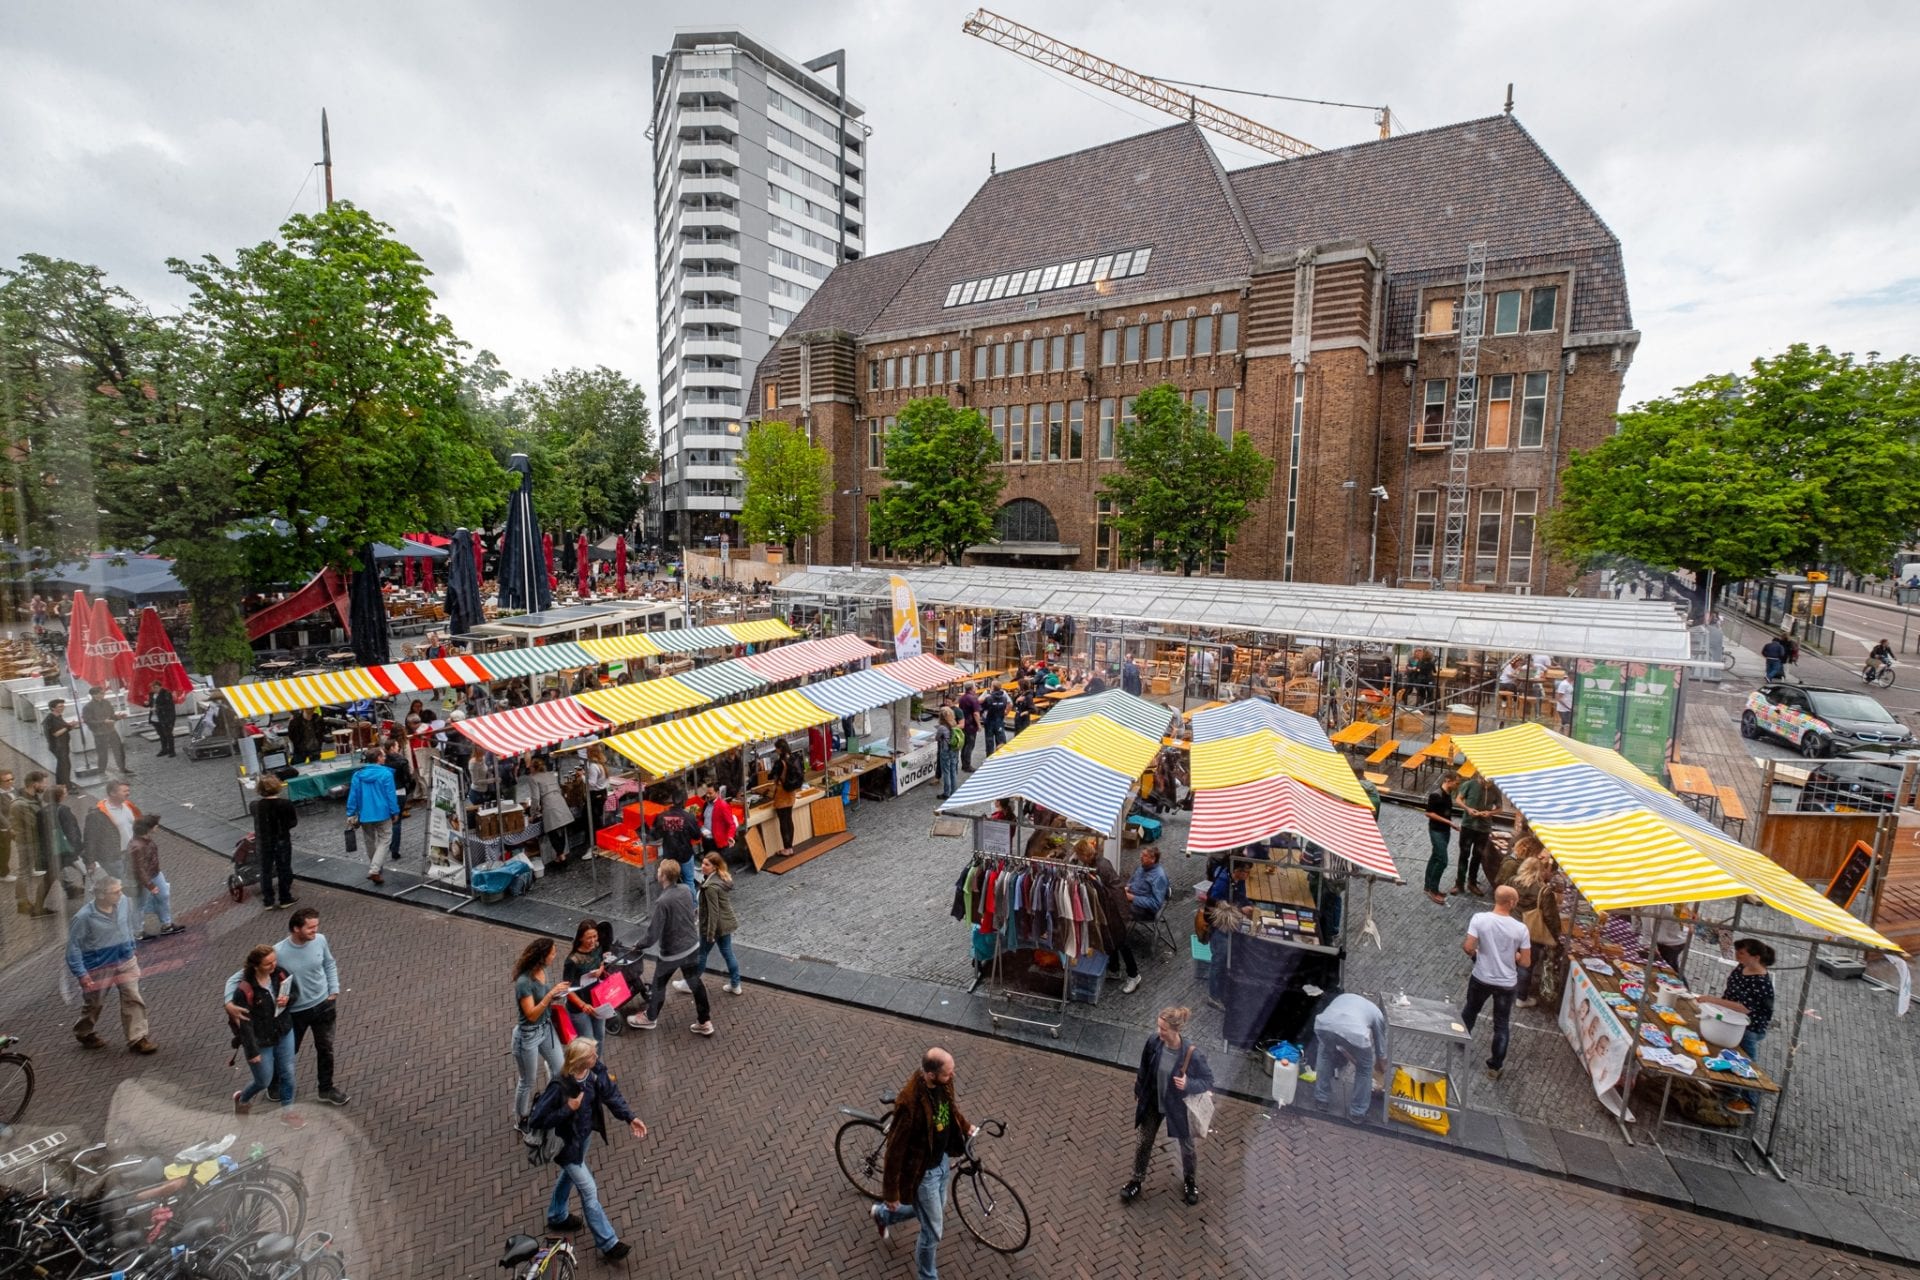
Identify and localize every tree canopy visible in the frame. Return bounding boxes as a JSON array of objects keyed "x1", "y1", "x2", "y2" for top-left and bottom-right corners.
[
  {"x1": 476, "y1": 364, "x2": 654, "y2": 535},
  {"x1": 737, "y1": 419, "x2": 829, "y2": 556},
  {"x1": 1099, "y1": 383, "x2": 1274, "y2": 575},
  {"x1": 869, "y1": 397, "x2": 1003, "y2": 566}
]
